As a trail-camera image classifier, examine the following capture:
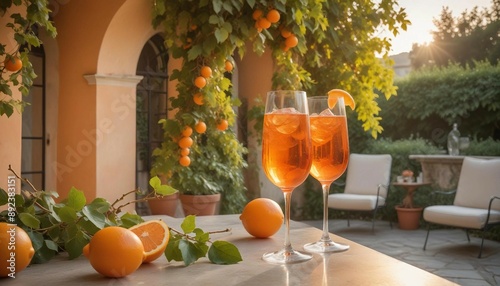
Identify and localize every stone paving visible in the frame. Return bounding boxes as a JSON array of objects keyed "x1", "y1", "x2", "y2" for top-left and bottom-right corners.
[{"x1": 302, "y1": 219, "x2": 500, "y2": 286}]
